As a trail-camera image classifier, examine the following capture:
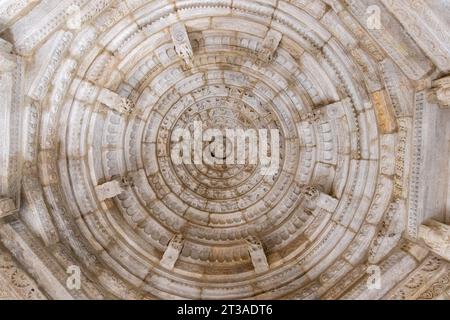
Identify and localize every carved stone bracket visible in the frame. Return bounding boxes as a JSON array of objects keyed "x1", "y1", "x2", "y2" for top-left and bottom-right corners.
[
  {"x1": 160, "y1": 234, "x2": 184, "y2": 270},
  {"x1": 302, "y1": 110, "x2": 322, "y2": 123},
  {"x1": 418, "y1": 220, "x2": 450, "y2": 262},
  {"x1": 170, "y1": 22, "x2": 194, "y2": 68},
  {"x1": 245, "y1": 236, "x2": 269, "y2": 273},
  {"x1": 300, "y1": 185, "x2": 338, "y2": 213},
  {"x1": 302, "y1": 99, "x2": 349, "y2": 124},
  {"x1": 429, "y1": 76, "x2": 450, "y2": 108},
  {"x1": 98, "y1": 88, "x2": 135, "y2": 114},
  {"x1": 95, "y1": 177, "x2": 131, "y2": 201},
  {"x1": 257, "y1": 29, "x2": 282, "y2": 65}
]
